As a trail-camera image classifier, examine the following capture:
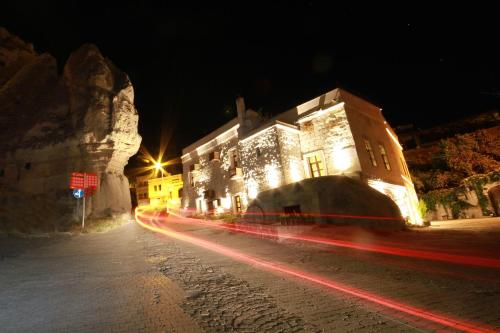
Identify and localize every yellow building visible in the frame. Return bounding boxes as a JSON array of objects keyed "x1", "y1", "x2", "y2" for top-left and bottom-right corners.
[{"x1": 148, "y1": 173, "x2": 183, "y2": 210}]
